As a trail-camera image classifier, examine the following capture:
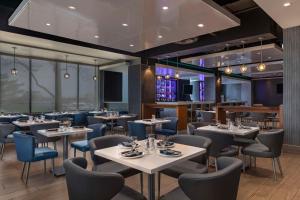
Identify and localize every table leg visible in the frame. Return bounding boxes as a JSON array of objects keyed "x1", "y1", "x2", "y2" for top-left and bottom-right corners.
[
  {"x1": 52, "y1": 135, "x2": 69, "y2": 176},
  {"x1": 148, "y1": 174, "x2": 155, "y2": 200}
]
